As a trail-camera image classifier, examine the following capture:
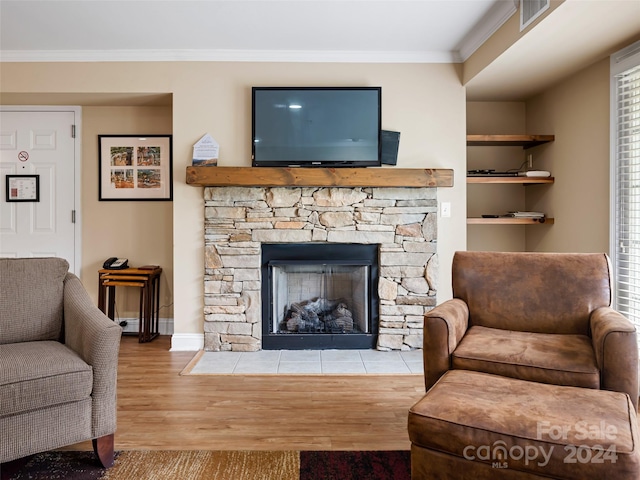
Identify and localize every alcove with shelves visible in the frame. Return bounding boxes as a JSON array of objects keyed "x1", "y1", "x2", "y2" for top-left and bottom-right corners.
[{"x1": 467, "y1": 134, "x2": 555, "y2": 225}]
